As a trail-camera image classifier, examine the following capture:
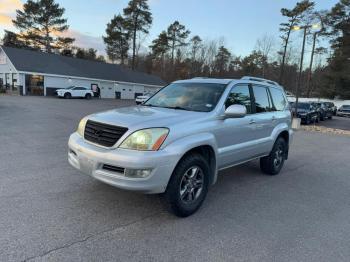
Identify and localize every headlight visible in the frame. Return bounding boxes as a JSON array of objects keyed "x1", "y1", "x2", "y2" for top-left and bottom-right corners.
[
  {"x1": 77, "y1": 117, "x2": 88, "y2": 137},
  {"x1": 119, "y1": 128, "x2": 169, "y2": 151}
]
